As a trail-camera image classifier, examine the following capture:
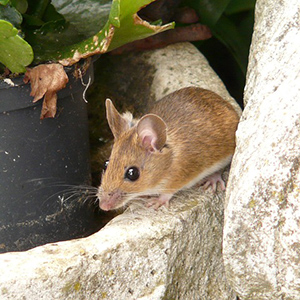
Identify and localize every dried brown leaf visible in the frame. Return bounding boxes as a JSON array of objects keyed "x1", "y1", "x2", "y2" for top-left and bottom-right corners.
[{"x1": 24, "y1": 64, "x2": 69, "y2": 119}]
